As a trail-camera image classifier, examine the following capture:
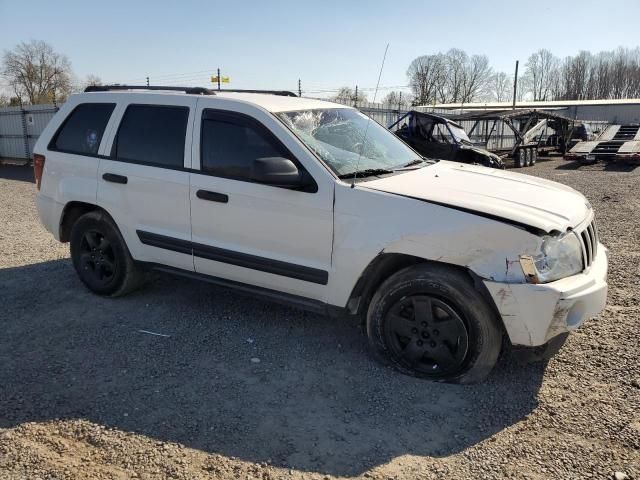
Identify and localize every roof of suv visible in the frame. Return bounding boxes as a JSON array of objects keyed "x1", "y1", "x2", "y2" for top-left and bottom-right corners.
[{"x1": 79, "y1": 89, "x2": 347, "y2": 113}]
